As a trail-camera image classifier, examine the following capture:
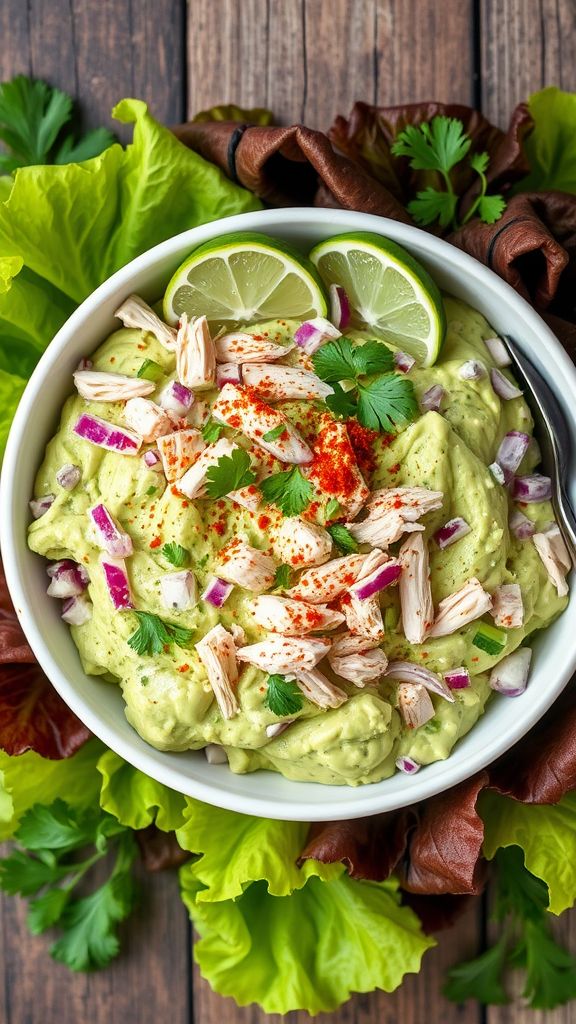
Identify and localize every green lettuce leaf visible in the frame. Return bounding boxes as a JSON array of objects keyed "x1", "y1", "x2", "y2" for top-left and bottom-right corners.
[
  {"x1": 0, "y1": 365, "x2": 26, "y2": 454},
  {"x1": 181, "y1": 867, "x2": 434, "y2": 1015},
  {"x1": 517, "y1": 87, "x2": 576, "y2": 194},
  {"x1": 480, "y1": 791, "x2": 576, "y2": 914},
  {"x1": 97, "y1": 750, "x2": 187, "y2": 832}
]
